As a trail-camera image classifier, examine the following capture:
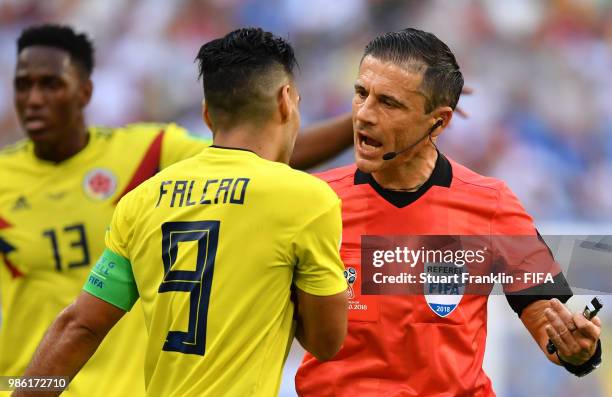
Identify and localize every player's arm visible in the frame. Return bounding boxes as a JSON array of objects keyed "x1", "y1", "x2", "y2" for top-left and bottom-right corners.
[
  {"x1": 290, "y1": 114, "x2": 353, "y2": 170},
  {"x1": 292, "y1": 196, "x2": 348, "y2": 361},
  {"x1": 14, "y1": 190, "x2": 140, "y2": 396},
  {"x1": 13, "y1": 292, "x2": 125, "y2": 397},
  {"x1": 294, "y1": 288, "x2": 348, "y2": 361},
  {"x1": 161, "y1": 118, "x2": 354, "y2": 171},
  {"x1": 521, "y1": 299, "x2": 601, "y2": 366},
  {"x1": 15, "y1": 245, "x2": 138, "y2": 396}
]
